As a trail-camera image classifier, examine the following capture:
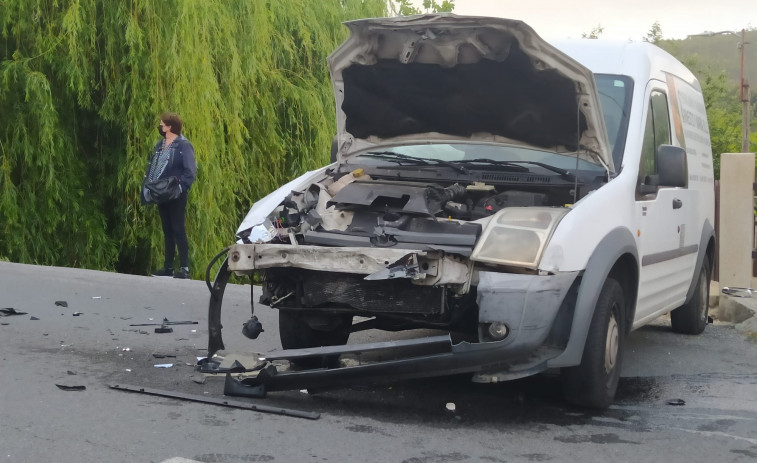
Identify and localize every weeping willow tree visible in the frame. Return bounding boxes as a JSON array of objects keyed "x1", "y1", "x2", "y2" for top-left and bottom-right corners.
[{"x1": 0, "y1": 0, "x2": 386, "y2": 275}]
